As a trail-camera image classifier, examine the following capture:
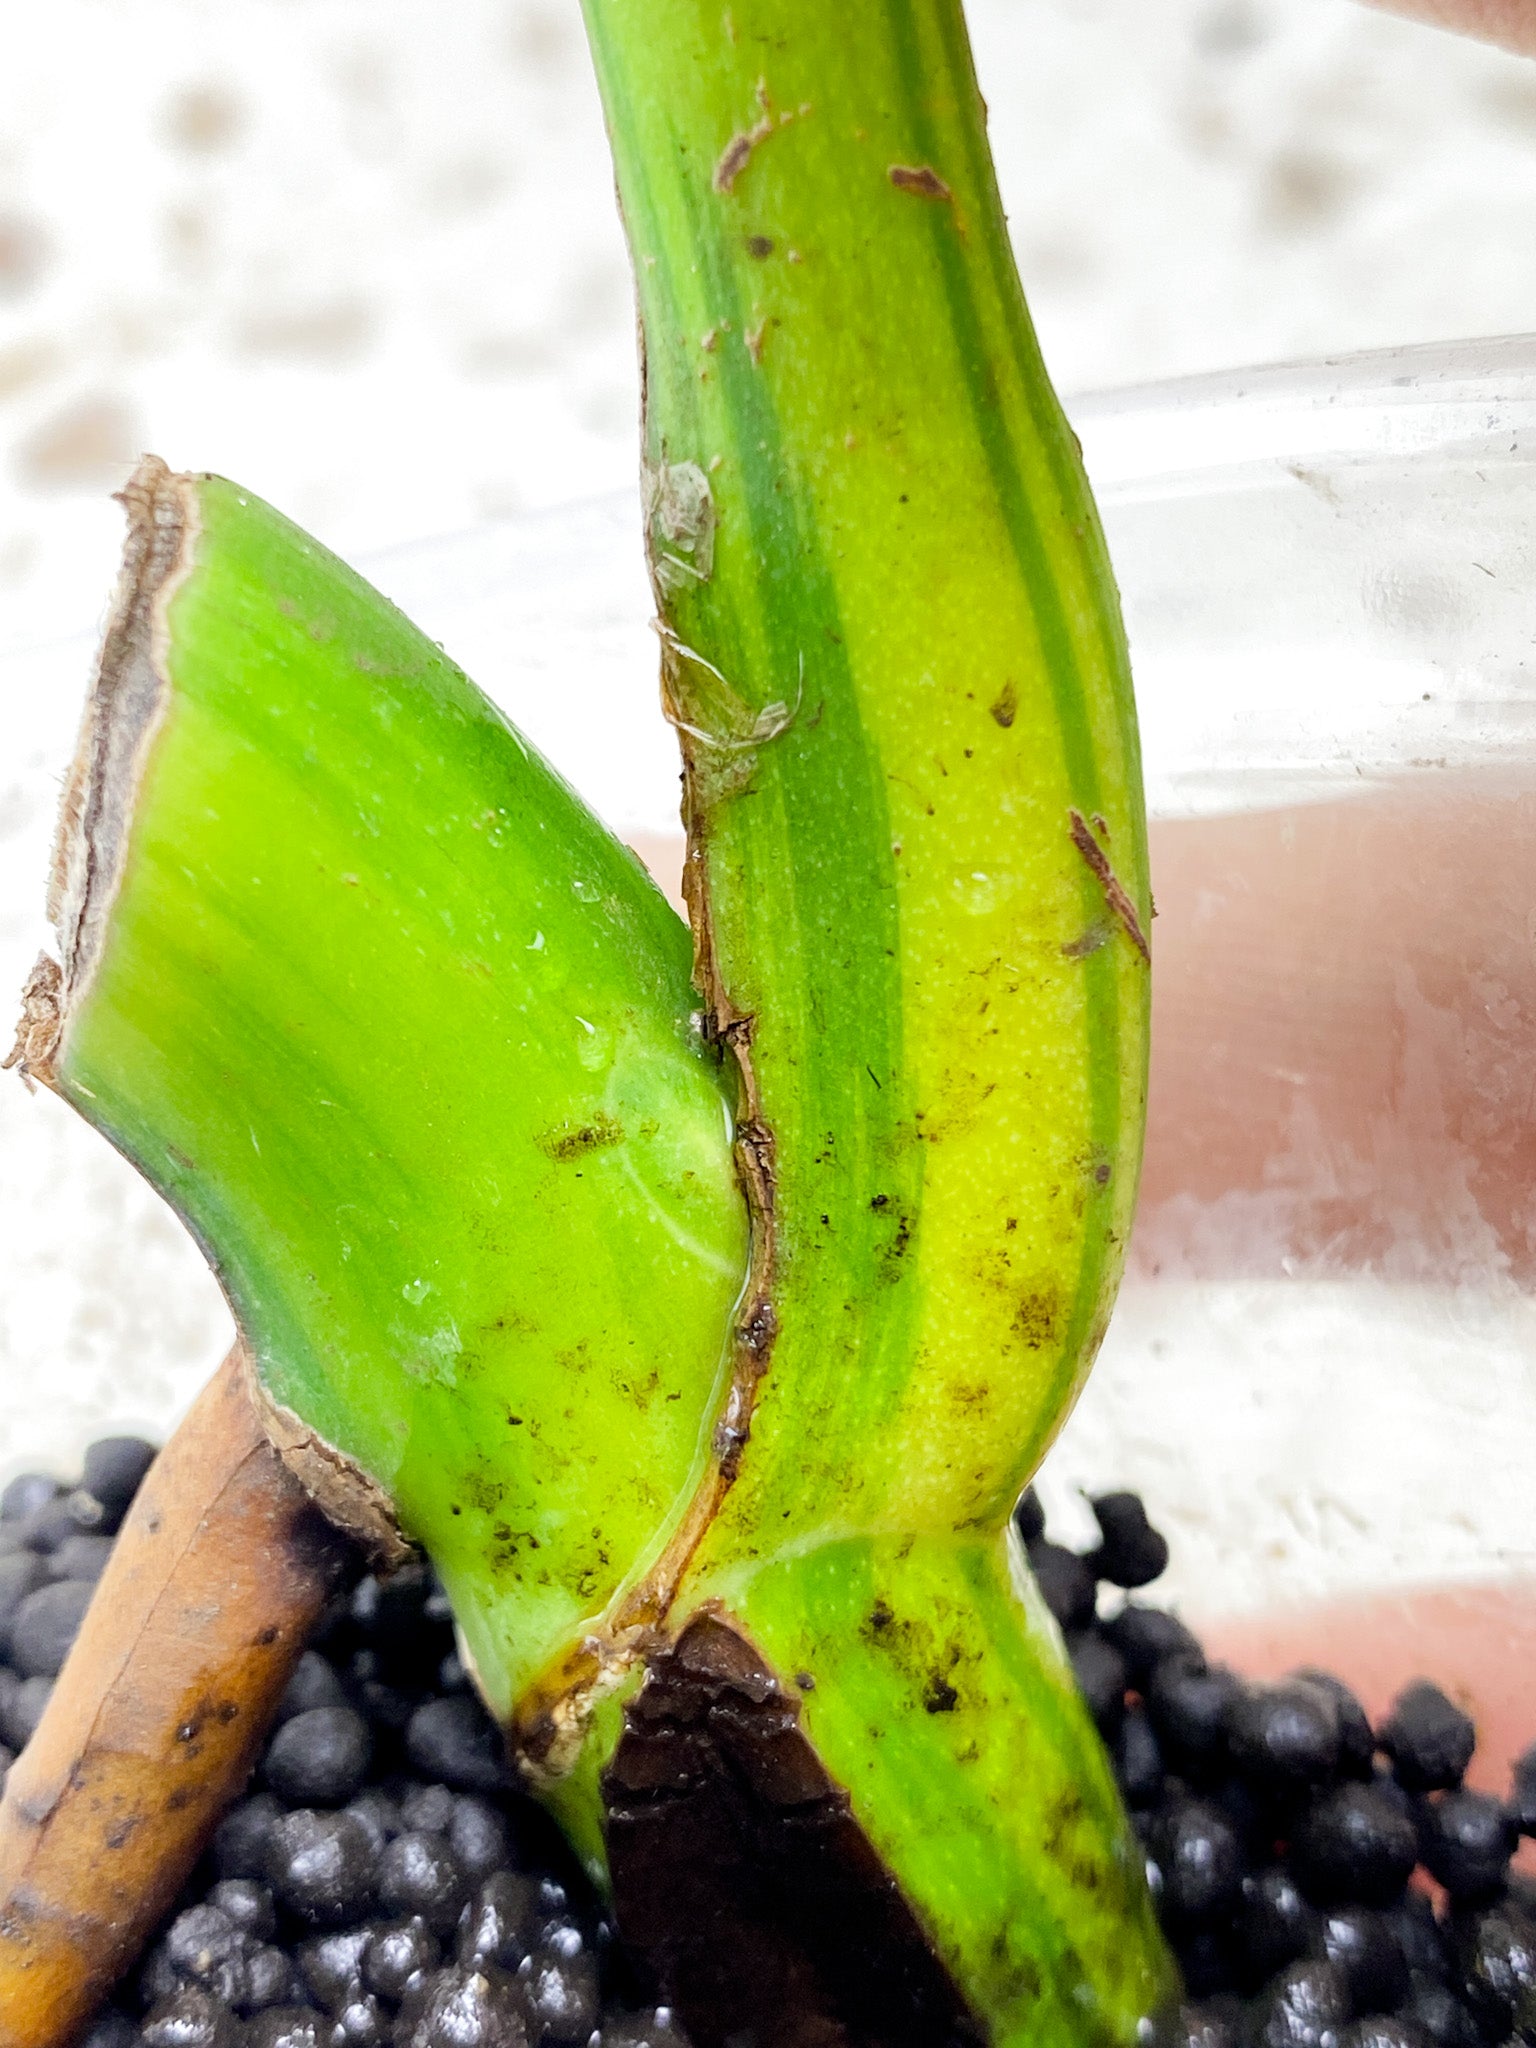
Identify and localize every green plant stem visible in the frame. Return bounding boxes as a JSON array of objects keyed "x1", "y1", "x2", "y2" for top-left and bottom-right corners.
[
  {"x1": 729, "y1": 1529, "x2": 1163, "y2": 2043},
  {"x1": 570, "y1": 0, "x2": 1171, "y2": 2036},
  {"x1": 24, "y1": 0, "x2": 1175, "y2": 2025},
  {"x1": 584, "y1": 0, "x2": 1150, "y2": 1555}
]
